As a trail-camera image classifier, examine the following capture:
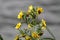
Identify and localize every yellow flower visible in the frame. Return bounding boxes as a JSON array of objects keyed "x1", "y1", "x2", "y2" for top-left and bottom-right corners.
[
  {"x1": 28, "y1": 24, "x2": 31, "y2": 28},
  {"x1": 27, "y1": 5, "x2": 33, "y2": 13},
  {"x1": 15, "y1": 23, "x2": 21, "y2": 30},
  {"x1": 41, "y1": 19, "x2": 46, "y2": 30},
  {"x1": 14, "y1": 35, "x2": 19, "y2": 40},
  {"x1": 25, "y1": 36, "x2": 31, "y2": 40},
  {"x1": 29, "y1": 5, "x2": 33, "y2": 10},
  {"x1": 17, "y1": 11, "x2": 23, "y2": 19},
  {"x1": 37, "y1": 7, "x2": 44, "y2": 14},
  {"x1": 32, "y1": 32, "x2": 39, "y2": 38}
]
